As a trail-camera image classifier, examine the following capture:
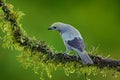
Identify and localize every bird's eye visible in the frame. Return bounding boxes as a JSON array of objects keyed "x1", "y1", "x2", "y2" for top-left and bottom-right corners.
[{"x1": 53, "y1": 27, "x2": 56, "y2": 29}]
